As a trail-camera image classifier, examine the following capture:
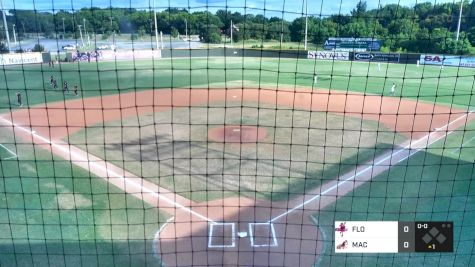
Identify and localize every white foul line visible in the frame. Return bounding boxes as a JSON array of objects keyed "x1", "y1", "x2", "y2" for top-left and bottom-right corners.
[
  {"x1": 0, "y1": 117, "x2": 214, "y2": 223},
  {"x1": 269, "y1": 110, "x2": 473, "y2": 223},
  {"x1": 0, "y1": 143, "x2": 18, "y2": 160},
  {"x1": 452, "y1": 135, "x2": 475, "y2": 153}
]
